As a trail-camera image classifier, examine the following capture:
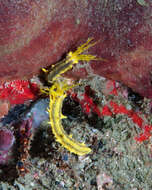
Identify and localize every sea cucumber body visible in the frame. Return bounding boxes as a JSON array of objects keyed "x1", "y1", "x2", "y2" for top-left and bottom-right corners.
[{"x1": 48, "y1": 83, "x2": 91, "y2": 156}]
